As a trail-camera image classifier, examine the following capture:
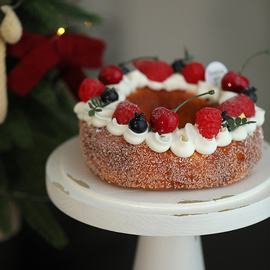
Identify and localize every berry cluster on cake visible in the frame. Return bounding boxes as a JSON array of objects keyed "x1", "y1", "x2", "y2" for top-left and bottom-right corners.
[{"x1": 74, "y1": 50, "x2": 265, "y2": 189}]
